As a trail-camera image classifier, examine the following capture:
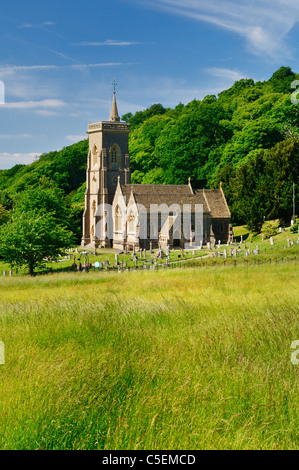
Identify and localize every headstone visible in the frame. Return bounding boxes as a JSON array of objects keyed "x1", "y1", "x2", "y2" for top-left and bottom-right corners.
[
  {"x1": 291, "y1": 240, "x2": 294, "y2": 246},
  {"x1": 192, "y1": 249, "x2": 195, "y2": 256},
  {"x1": 240, "y1": 235, "x2": 243, "y2": 243},
  {"x1": 75, "y1": 248, "x2": 78, "y2": 253},
  {"x1": 270, "y1": 237, "x2": 274, "y2": 245},
  {"x1": 287, "y1": 238, "x2": 290, "y2": 248},
  {"x1": 223, "y1": 248, "x2": 227, "y2": 258},
  {"x1": 150, "y1": 242, "x2": 153, "y2": 253},
  {"x1": 245, "y1": 251, "x2": 248, "y2": 257},
  {"x1": 207, "y1": 242, "x2": 211, "y2": 250},
  {"x1": 232, "y1": 248, "x2": 237, "y2": 258}
]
